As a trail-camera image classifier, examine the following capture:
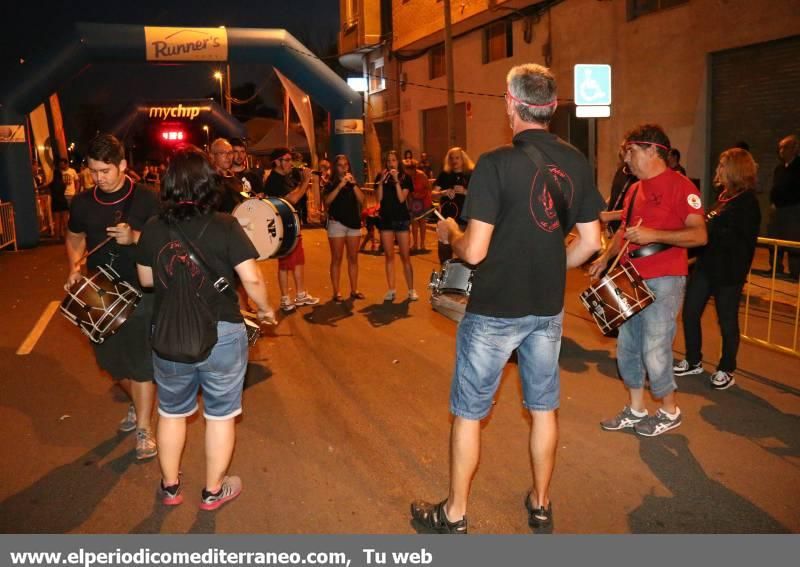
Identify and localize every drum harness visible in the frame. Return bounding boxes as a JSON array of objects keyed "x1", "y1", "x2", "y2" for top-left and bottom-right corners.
[{"x1": 623, "y1": 185, "x2": 674, "y2": 260}]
